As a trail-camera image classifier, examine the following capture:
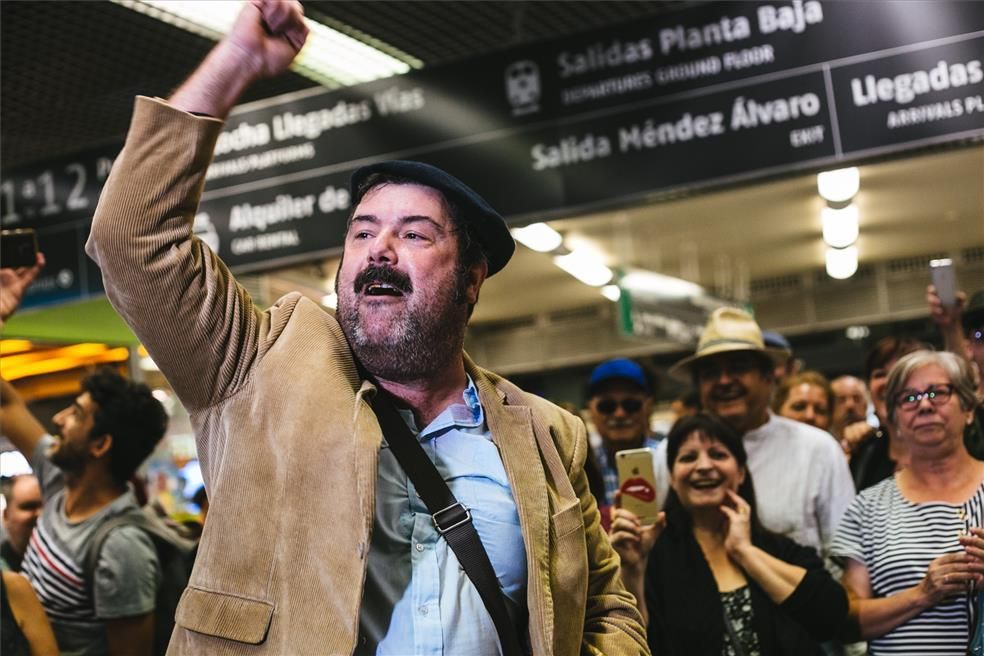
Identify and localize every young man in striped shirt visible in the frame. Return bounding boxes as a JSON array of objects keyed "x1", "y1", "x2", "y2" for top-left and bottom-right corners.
[{"x1": 0, "y1": 292, "x2": 168, "y2": 656}]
